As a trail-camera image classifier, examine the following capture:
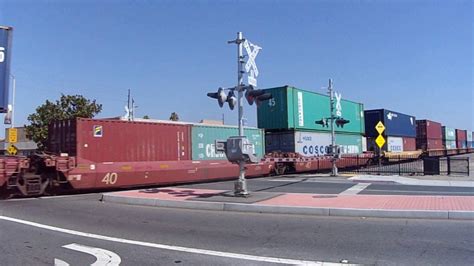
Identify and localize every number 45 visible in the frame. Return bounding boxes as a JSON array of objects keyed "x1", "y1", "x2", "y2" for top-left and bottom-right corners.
[
  {"x1": 268, "y1": 98, "x2": 276, "y2": 107},
  {"x1": 0, "y1": 47, "x2": 5, "y2": 63}
]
